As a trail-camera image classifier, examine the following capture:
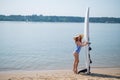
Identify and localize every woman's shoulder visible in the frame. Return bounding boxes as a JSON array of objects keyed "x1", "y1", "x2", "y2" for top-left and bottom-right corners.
[{"x1": 75, "y1": 41, "x2": 82, "y2": 44}]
